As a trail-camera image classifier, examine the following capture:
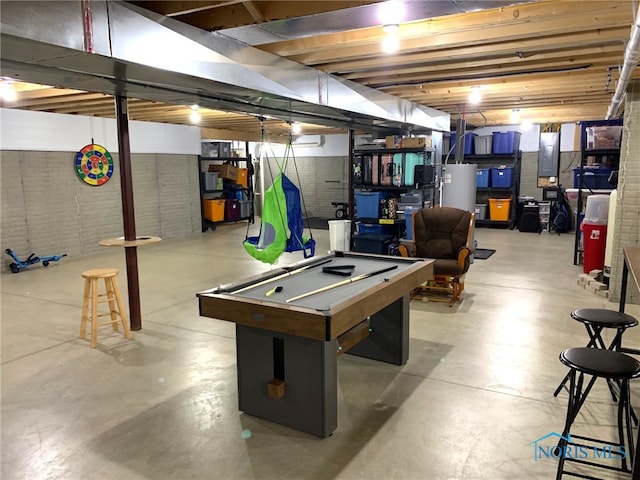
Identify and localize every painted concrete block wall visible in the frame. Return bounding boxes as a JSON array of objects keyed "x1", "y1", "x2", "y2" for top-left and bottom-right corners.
[
  {"x1": 261, "y1": 155, "x2": 349, "y2": 219},
  {"x1": 609, "y1": 80, "x2": 640, "y2": 304},
  {"x1": 0, "y1": 151, "x2": 200, "y2": 270}
]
